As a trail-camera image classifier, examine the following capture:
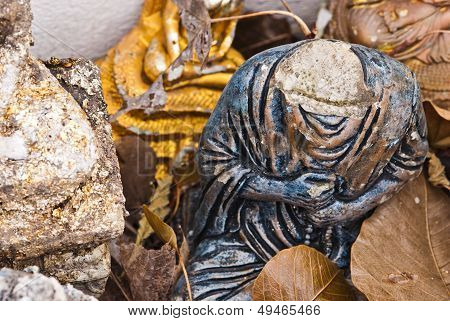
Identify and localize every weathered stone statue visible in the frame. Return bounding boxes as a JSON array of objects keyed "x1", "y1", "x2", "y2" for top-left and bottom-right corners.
[
  {"x1": 0, "y1": 0, "x2": 126, "y2": 296},
  {"x1": 176, "y1": 40, "x2": 429, "y2": 300}
]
